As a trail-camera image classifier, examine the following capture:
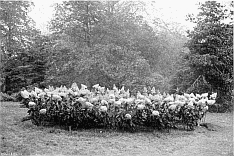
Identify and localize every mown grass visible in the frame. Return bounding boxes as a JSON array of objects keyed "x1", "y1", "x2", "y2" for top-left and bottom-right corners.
[{"x1": 0, "y1": 102, "x2": 233, "y2": 156}]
